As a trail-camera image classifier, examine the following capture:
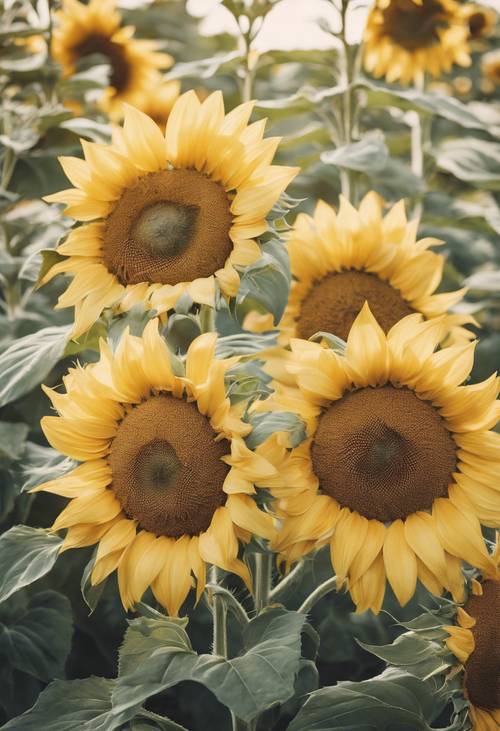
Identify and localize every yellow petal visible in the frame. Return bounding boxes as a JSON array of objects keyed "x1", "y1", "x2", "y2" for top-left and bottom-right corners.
[{"x1": 383, "y1": 519, "x2": 417, "y2": 606}]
